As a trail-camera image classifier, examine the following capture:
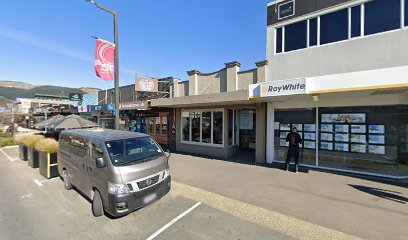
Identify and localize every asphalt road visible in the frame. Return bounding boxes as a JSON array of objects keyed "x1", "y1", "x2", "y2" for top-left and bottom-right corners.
[{"x1": 0, "y1": 146, "x2": 293, "y2": 240}]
